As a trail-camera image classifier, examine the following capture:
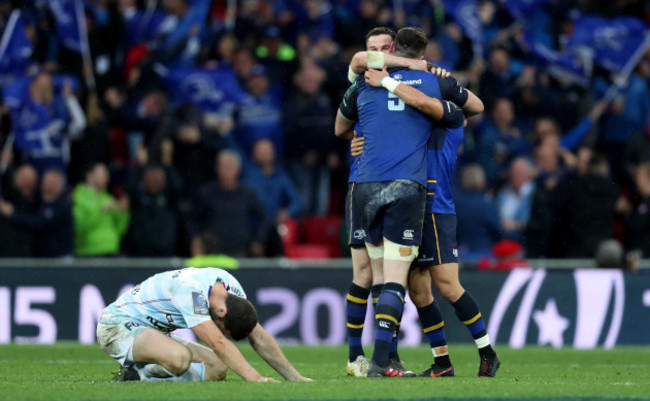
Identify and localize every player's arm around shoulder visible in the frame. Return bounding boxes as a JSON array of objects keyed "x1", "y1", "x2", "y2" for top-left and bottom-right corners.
[
  {"x1": 365, "y1": 69, "x2": 462, "y2": 124},
  {"x1": 191, "y1": 320, "x2": 276, "y2": 382},
  {"x1": 247, "y1": 323, "x2": 313, "y2": 381}
]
